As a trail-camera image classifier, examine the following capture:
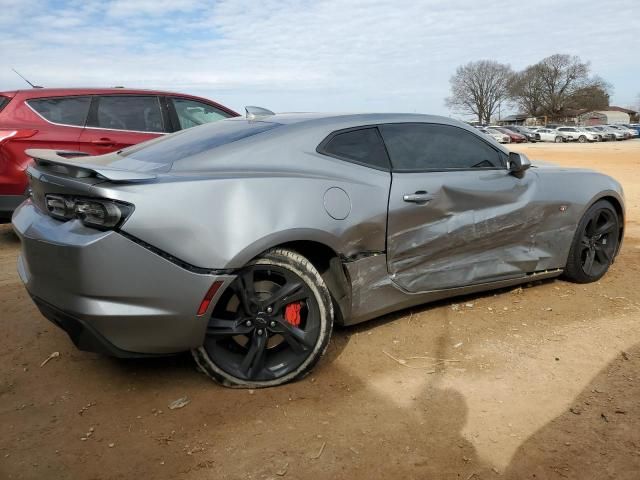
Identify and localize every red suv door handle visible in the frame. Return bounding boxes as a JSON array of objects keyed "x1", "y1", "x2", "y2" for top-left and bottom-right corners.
[{"x1": 91, "y1": 138, "x2": 115, "y2": 146}]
